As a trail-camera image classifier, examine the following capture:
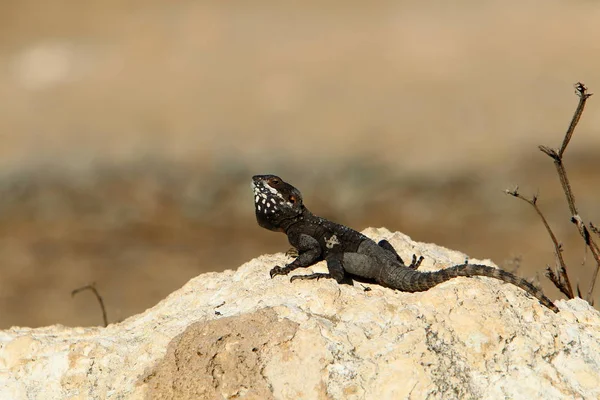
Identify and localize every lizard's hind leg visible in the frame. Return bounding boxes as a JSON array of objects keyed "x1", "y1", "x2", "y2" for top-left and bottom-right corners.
[
  {"x1": 378, "y1": 240, "x2": 404, "y2": 263},
  {"x1": 378, "y1": 240, "x2": 423, "y2": 269}
]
